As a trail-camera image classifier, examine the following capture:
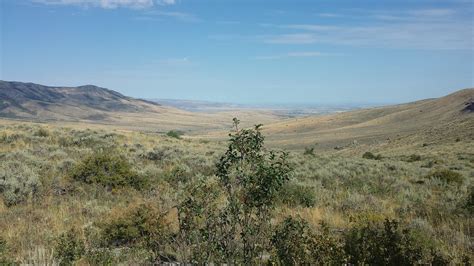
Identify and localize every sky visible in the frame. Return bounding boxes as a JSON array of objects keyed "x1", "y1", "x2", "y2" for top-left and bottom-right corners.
[{"x1": 1, "y1": 0, "x2": 473, "y2": 104}]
